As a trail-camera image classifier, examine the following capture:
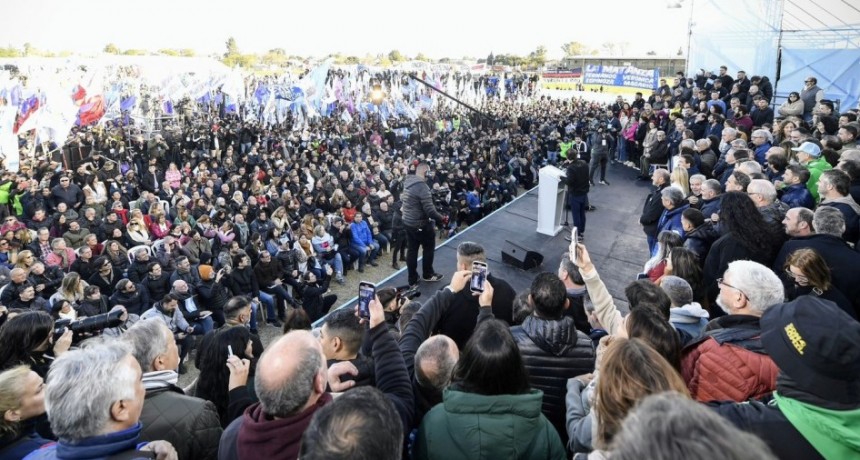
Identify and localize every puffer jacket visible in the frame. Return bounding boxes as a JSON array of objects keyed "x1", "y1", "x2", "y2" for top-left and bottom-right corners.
[
  {"x1": 140, "y1": 385, "x2": 222, "y2": 460},
  {"x1": 400, "y1": 175, "x2": 444, "y2": 228},
  {"x1": 511, "y1": 315, "x2": 595, "y2": 444},
  {"x1": 414, "y1": 388, "x2": 566, "y2": 460},
  {"x1": 681, "y1": 315, "x2": 778, "y2": 402}
]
